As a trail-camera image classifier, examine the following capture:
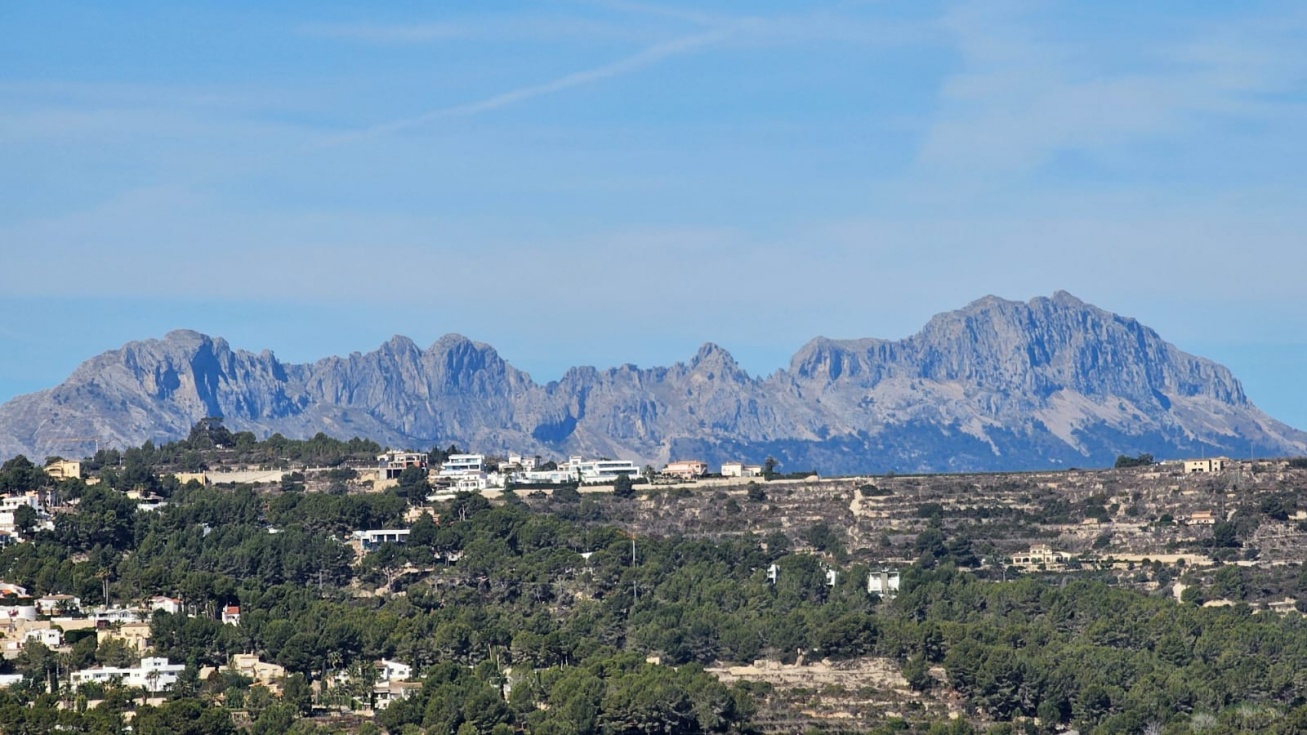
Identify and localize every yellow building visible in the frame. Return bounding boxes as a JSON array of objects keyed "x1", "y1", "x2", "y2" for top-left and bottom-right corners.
[
  {"x1": 44, "y1": 460, "x2": 81, "y2": 481},
  {"x1": 97, "y1": 622, "x2": 153, "y2": 653}
]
